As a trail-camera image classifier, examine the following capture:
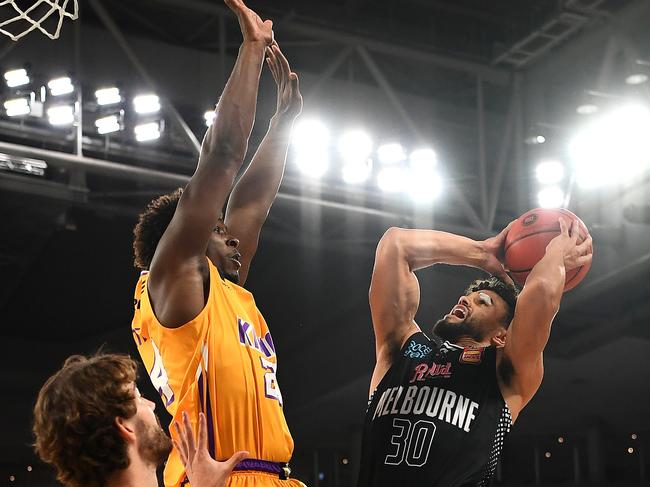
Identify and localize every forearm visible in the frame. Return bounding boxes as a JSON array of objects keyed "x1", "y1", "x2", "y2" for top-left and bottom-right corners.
[
  {"x1": 201, "y1": 41, "x2": 266, "y2": 164},
  {"x1": 386, "y1": 228, "x2": 488, "y2": 272},
  {"x1": 227, "y1": 115, "x2": 294, "y2": 216},
  {"x1": 522, "y1": 247, "x2": 565, "y2": 309}
]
